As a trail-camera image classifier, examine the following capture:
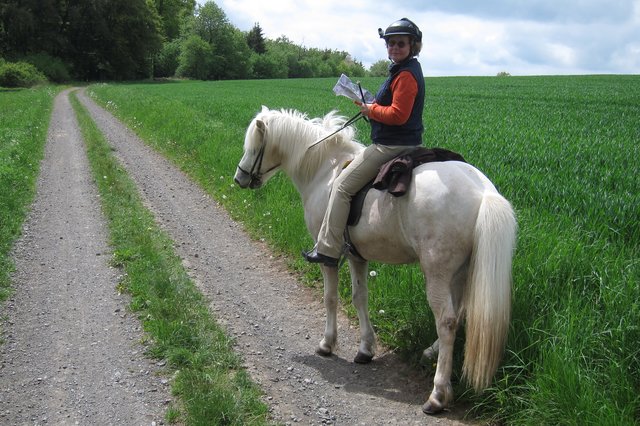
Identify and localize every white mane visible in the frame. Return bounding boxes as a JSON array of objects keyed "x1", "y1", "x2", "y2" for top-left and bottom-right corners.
[{"x1": 252, "y1": 107, "x2": 364, "y2": 182}]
